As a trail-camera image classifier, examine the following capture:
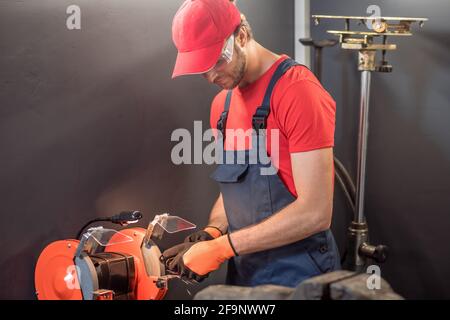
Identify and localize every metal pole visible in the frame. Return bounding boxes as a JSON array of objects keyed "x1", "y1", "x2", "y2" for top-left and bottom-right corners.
[
  {"x1": 355, "y1": 70, "x2": 371, "y2": 223},
  {"x1": 315, "y1": 47, "x2": 322, "y2": 82}
]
